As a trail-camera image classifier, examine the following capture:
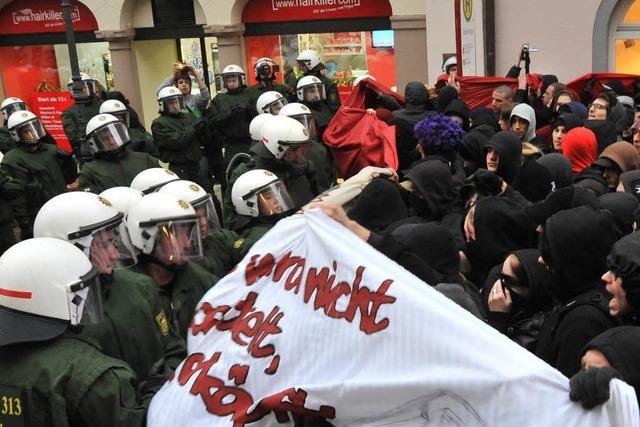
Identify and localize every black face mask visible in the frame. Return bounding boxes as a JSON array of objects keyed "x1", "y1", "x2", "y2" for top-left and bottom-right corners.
[
  {"x1": 409, "y1": 191, "x2": 431, "y2": 218},
  {"x1": 509, "y1": 290, "x2": 530, "y2": 314}
]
